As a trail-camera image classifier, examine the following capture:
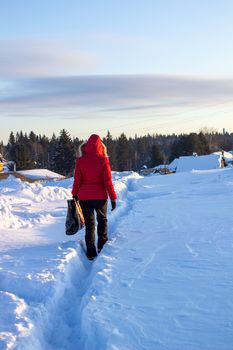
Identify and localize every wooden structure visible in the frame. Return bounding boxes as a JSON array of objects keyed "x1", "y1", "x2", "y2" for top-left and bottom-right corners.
[{"x1": 139, "y1": 166, "x2": 175, "y2": 176}]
